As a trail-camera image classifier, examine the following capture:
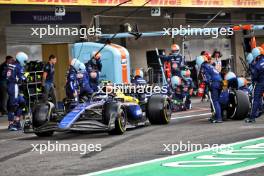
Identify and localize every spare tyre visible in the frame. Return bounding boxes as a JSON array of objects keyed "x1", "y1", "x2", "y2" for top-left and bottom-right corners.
[
  {"x1": 227, "y1": 90, "x2": 250, "y2": 120},
  {"x1": 147, "y1": 94, "x2": 171, "y2": 124}
]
